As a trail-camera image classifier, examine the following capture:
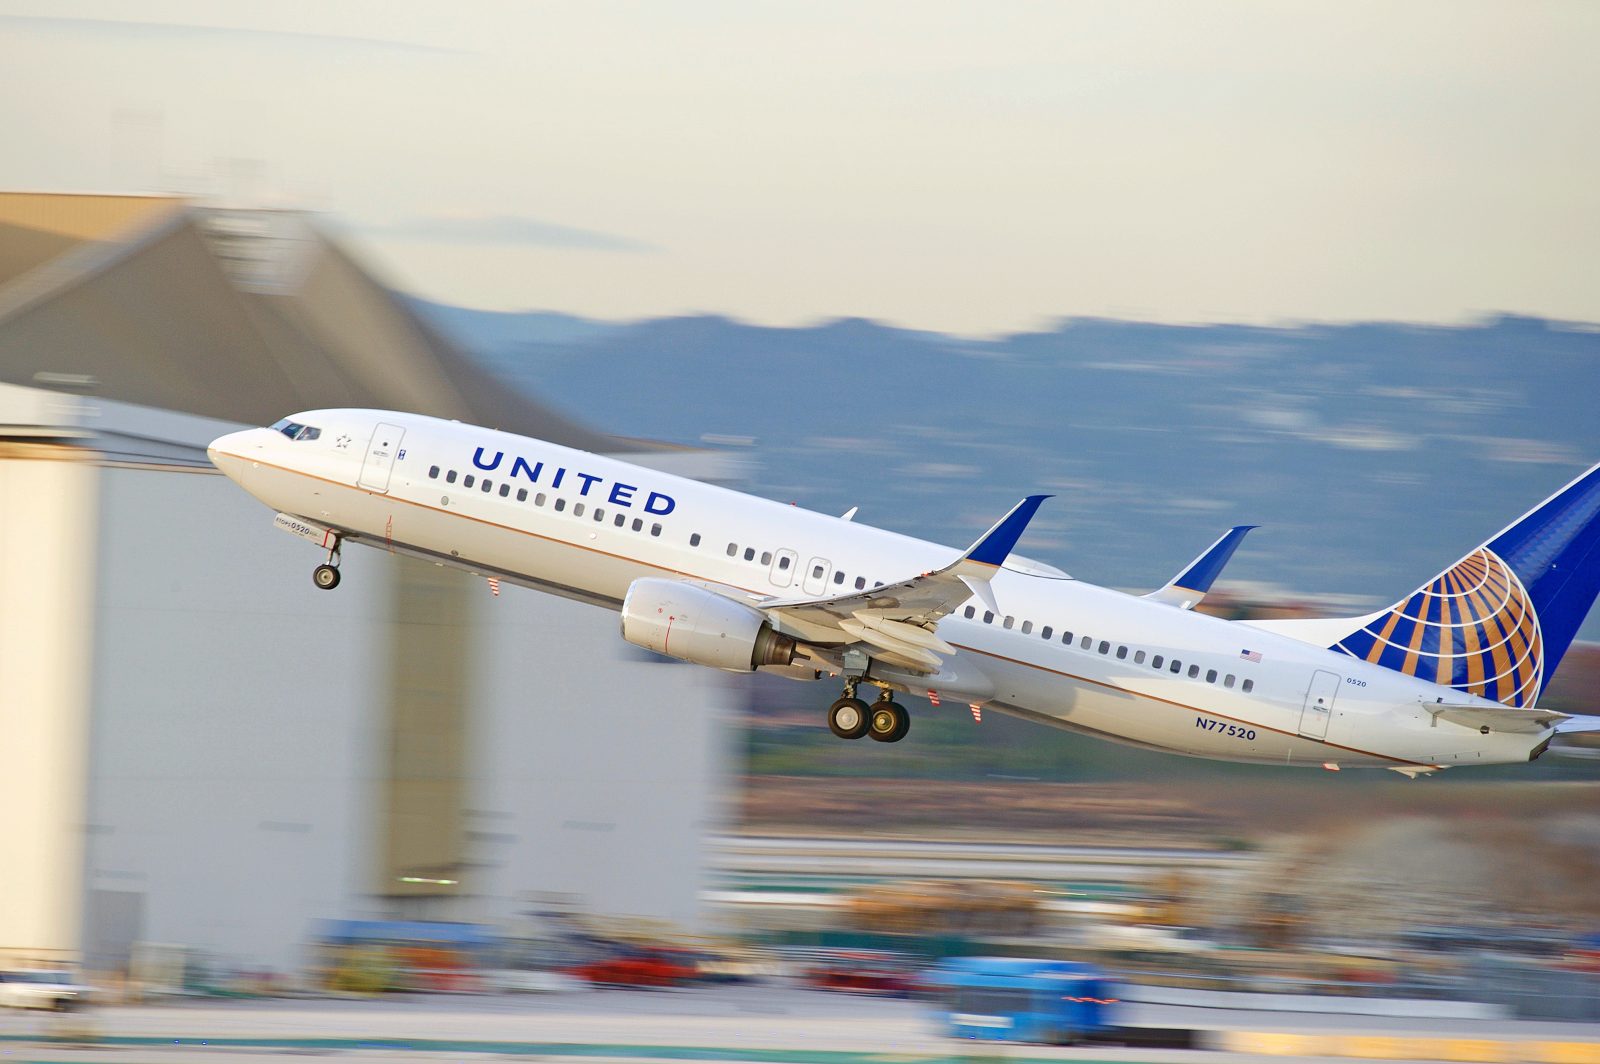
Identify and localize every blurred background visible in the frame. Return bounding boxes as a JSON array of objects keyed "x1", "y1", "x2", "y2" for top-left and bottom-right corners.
[{"x1": 1, "y1": 1, "x2": 1599, "y2": 1057}]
